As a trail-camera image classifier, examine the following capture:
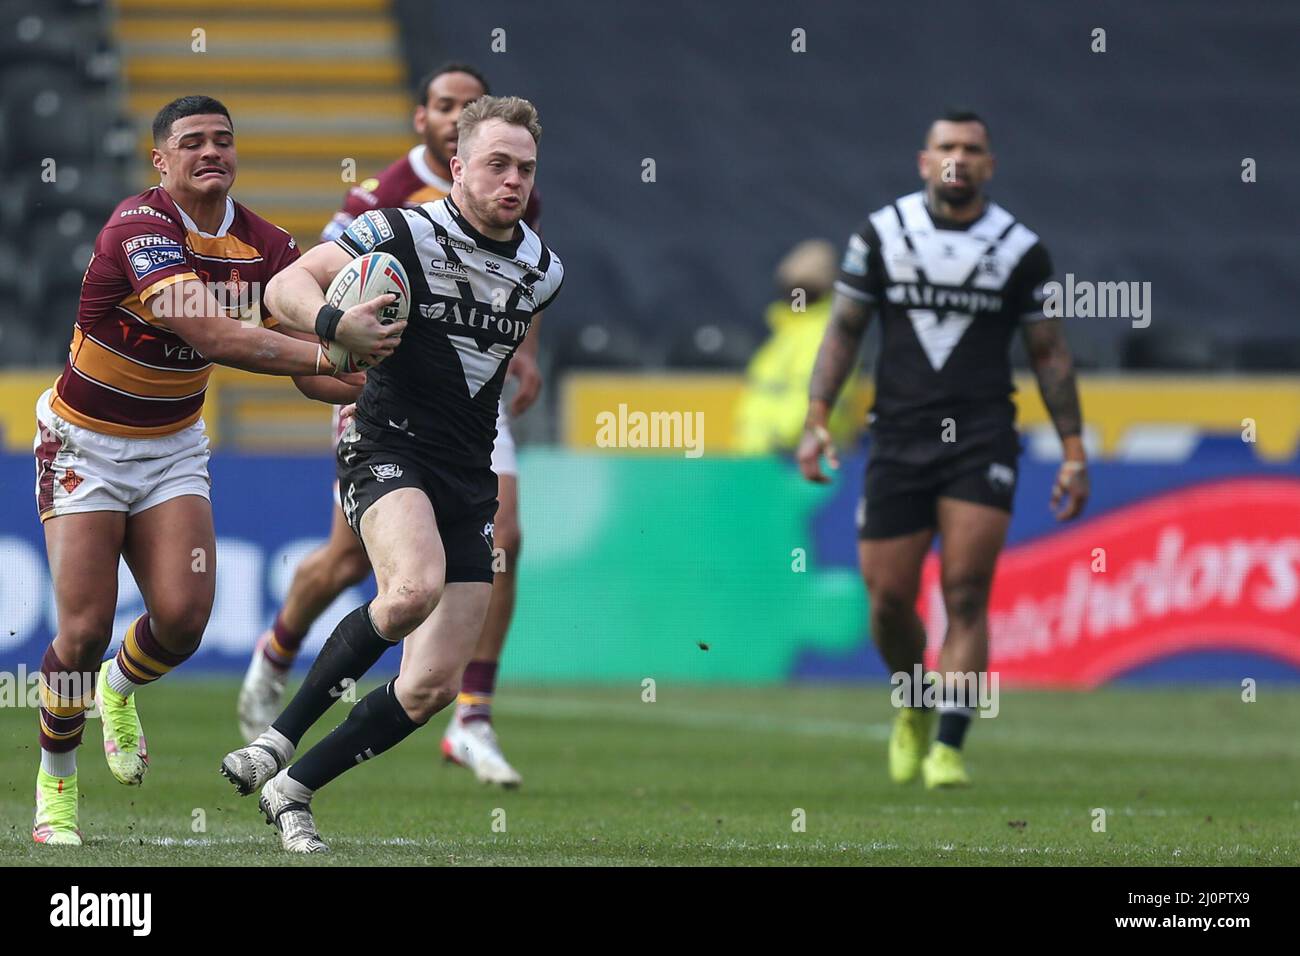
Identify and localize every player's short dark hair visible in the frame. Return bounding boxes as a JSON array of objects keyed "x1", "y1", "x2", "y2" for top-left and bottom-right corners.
[
  {"x1": 927, "y1": 109, "x2": 990, "y2": 145},
  {"x1": 415, "y1": 62, "x2": 491, "y2": 104},
  {"x1": 152, "y1": 95, "x2": 232, "y2": 145}
]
